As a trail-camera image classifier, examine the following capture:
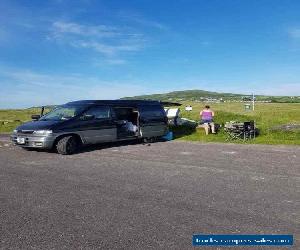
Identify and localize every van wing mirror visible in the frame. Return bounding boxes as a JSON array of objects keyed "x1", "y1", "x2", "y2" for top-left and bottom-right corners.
[{"x1": 31, "y1": 115, "x2": 41, "y2": 121}]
